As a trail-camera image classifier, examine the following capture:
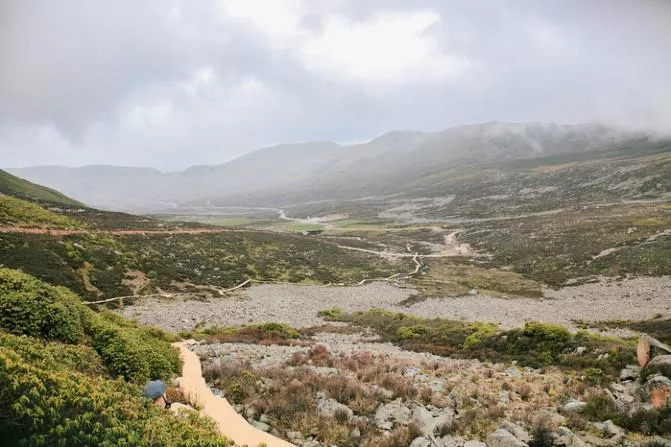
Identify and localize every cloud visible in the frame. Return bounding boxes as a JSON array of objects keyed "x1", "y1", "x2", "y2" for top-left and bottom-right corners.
[
  {"x1": 301, "y1": 10, "x2": 469, "y2": 84},
  {"x1": 1, "y1": 0, "x2": 670, "y2": 170}
]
